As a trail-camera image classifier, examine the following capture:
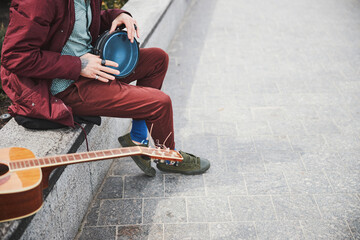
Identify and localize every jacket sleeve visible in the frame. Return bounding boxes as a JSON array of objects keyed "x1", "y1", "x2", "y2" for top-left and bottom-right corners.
[
  {"x1": 1, "y1": 0, "x2": 81, "y2": 81},
  {"x1": 100, "y1": 9, "x2": 132, "y2": 34}
]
